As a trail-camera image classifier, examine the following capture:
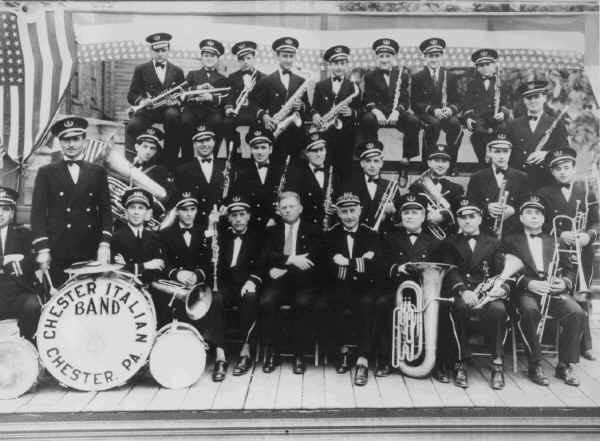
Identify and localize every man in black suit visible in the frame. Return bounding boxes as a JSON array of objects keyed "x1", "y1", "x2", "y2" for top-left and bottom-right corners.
[
  {"x1": 503, "y1": 195, "x2": 585, "y2": 387},
  {"x1": 126, "y1": 33, "x2": 185, "y2": 169},
  {"x1": 311, "y1": 45, "x2": 361, "y2": 181},
  {"x1": 320, "y1": 192, "x2": 382, "y2": 386},
  {"x1": 223, "y1": 41, "x2": 266, "y2": 161},
  {"x1": 462, "y1": 49, "x2": 512, "y2": 165},
  {"x1": 538, "y1": 148, "x2": 598, "y2": 361},
  {"x1": 437, "y1": 198, "x2": 510, "y2": 390},
  {"x1": 505, "y1": 80, "x2": 569, "y2": 190},
  {"x1": 360, "y1": 38, "x2": 419, "y2": 186},
  {"x1": 411, "y1": 37, "x2": 462, "y2": 165},
  {"x1": 409, "y1": 144, "x2": 463, "y2": 238},
  {"x1": 174, "y1": 125, "x2": 226, "y2": 227},
  {"x1": 375, "y1": 193, "x2": 442, "y2": 376},
  {"x1": 285, "y1": 131, "x2": 340, "y2": 229},
  {"x1": 180, "y1": 39, "x2": 230, "y2": 164},
  {"x1": 0, "y1": 140, "x2": 19, "y2": 191},
  {"x1": 231, "y1": 126, "x2": 281, "y2": 230},
  {"x1": 0, "y1": 187, "x2": 41, "y2": 341},
  {"x1": 466, "y1": 134, "x2": 530, "y2": 238},
  {"x1": 259, "y1": 191, "x2": 322, "y2": 374},
  {"x1": 252, "y1": 37, "x2": 311, "y2": 166},
  {"x1": 31, "y1": 117, "x2": 112, "y2": 286}
]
